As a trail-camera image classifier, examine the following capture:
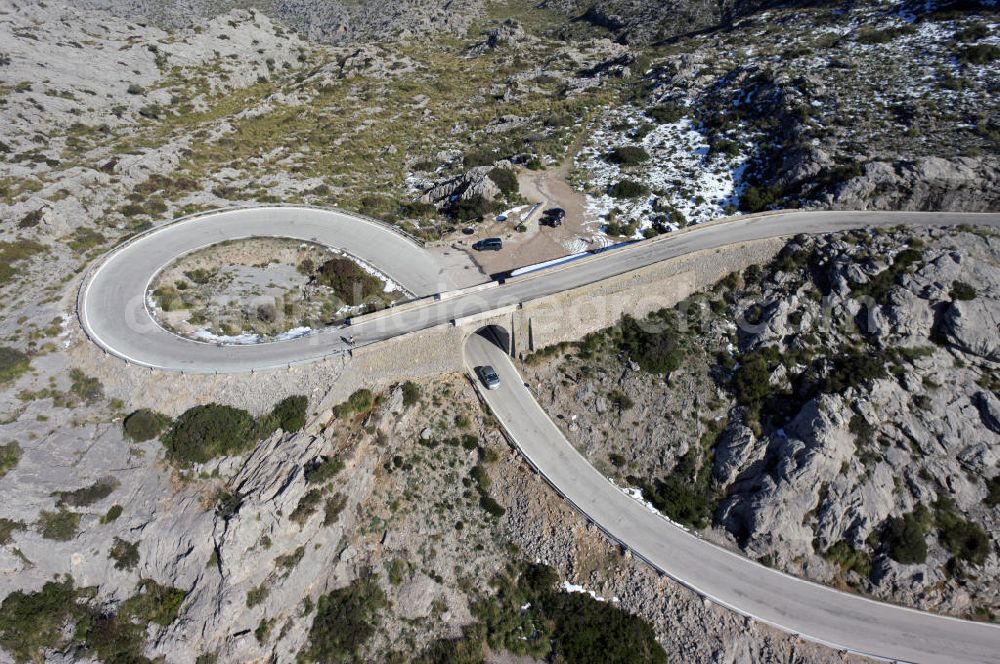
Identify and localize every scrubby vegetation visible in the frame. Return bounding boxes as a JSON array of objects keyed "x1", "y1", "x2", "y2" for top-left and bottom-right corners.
[
  {"x1": 0, "y1": 577, "x2": 185, "y2": 664},
  {"x1": 270, "y1": 395, "x2": 308, "y2": 433},
  {"x1": 123, "y1": 409, "x2": 170, "y2": 442},
  {"x1": 53, "y1": 477, "x2": 118, "y2": 508},
  {"x1": 0, "y1": 442, "x2": 22, "y2": 479},
  {"x1": 416, "y1": 563, "x2": 666, "y2": 664},
  {"x1": 162, "y1": 403, "x2": 256, "y2": 465},
  {"x1": 0, "y1": 347, "x2": 30, "y2": 384},
  {"x1": 314, "y1": 257, "x2": 385, "y2": 307},
  {"x1": 608, "y1": 145, "x2": 650, "y2": 165},
  {"x1": 334, "y1": 389, "x2": 375, "y2": 419},
  {"x1": 300, "y1": 576, "x2": 387, "y2": 663},
  {"x1": 609, "y1": 179, "x2": 648, "y2": 199},
  {"x1": 38, "y1": 508, "x2": 80, "y2": 541}
]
